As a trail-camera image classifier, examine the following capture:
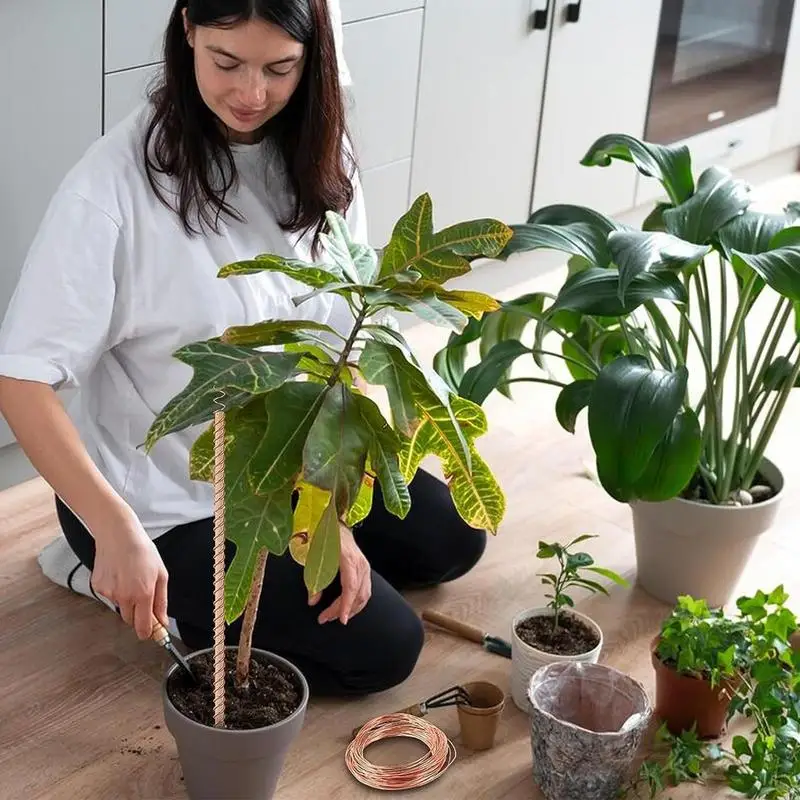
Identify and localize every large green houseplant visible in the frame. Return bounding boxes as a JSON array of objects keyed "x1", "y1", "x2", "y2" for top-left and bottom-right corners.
[
  {"x1": 435, "y1": 132, "x2": 800, "y2": 607},
  {"x1": 143, "y1": 193, "x2": 509, "y2": 798}
]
